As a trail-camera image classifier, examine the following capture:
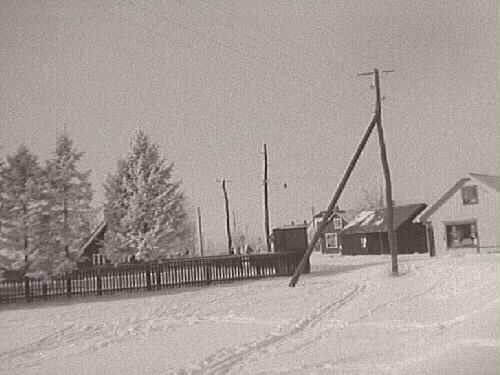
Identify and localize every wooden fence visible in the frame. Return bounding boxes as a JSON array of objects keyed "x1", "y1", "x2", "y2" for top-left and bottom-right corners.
[{"x1": 0, "y1": 252, "x2": 300, "y2": 305}]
